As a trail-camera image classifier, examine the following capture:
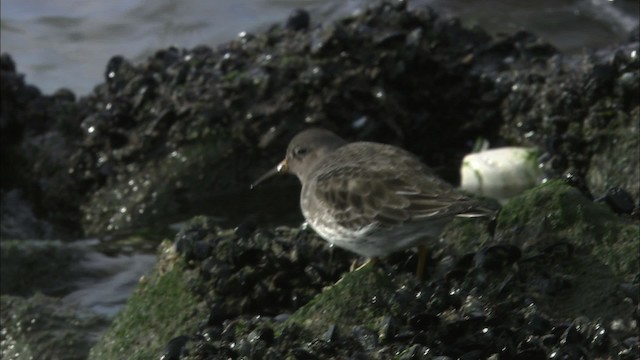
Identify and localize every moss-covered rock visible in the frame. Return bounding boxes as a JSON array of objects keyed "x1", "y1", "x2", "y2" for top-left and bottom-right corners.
[
  {"x1": 496, "y1": 180, "x2": 639, "y2": 277},
  {"x1": 0, "y1": 239, "x2": 81, "y2": 296},
  {"x1": 283, "y1": 264, "x2": 393, "y2": 336},
  {"x1": 88, "y1": 240, "x2": 207, "y2": 360},
  {"x1": 92, "y1": 187, "x2": 639, "y2": 358},
  {"x1": 586, "y1": 106, "x2": 640, "y2": 199}
]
